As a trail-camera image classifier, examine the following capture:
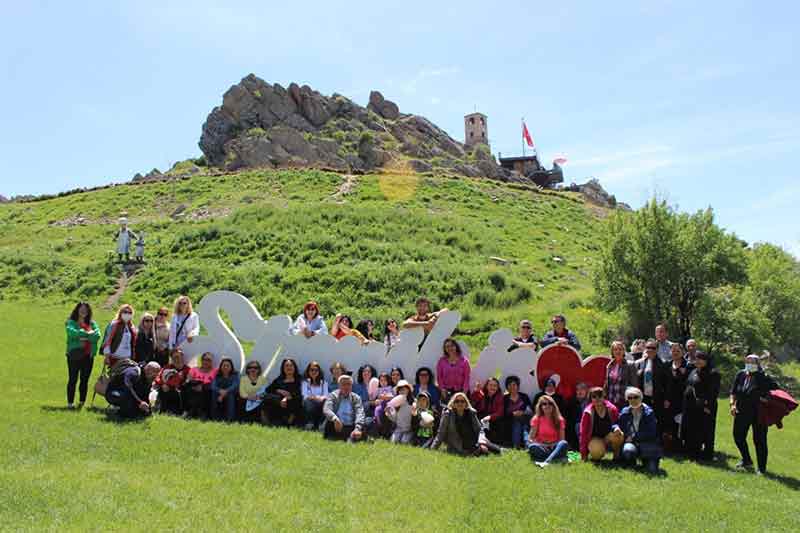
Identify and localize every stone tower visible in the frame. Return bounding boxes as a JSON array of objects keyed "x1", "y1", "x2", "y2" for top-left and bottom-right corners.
[{"x1": 464, "y1": 112, "x2": 488, "y2": 148}]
